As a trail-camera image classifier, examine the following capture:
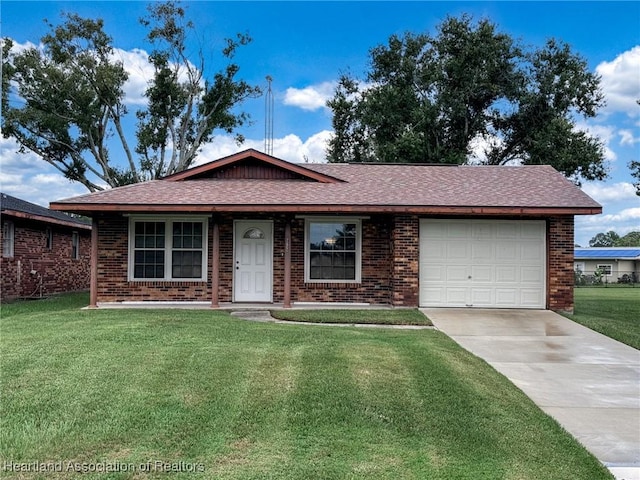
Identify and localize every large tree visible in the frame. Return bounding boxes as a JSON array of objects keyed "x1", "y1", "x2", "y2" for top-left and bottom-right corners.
[
  {"x1": 1, "y1": 1, "x2": 259, "y2": 191},
  {"x1": 327, "y1": 15, "x2": 607, "y2": 184},
  {"x1": 135, "y1": 2, "x2": 260, "y2": 179},
  {"x1": 589, "y1": 231, "x2": 621, "y2": 247},
  {"x1": 589, "y1": 230, "x2": 640, "y2": 247}
]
